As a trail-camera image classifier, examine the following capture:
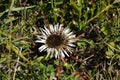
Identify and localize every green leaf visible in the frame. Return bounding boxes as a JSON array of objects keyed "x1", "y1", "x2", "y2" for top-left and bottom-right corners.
[
  {"x1": 106, "y1": 48, "x2": 114, "y2": 59},
  {"x1": 77, "y1": 41, "x2": 86, "y2": 47},
  {"x1": 108, "y1": 42, "x2": 115, "y2": 51},
  {"x1": 101, "y1": 26, "x2": 109, "y2": 35},
  {"x1": 0, "y1": 30, "x2": 8, "y2": 37},
  {"x1": 106, "y1": 42, "x2": 116, "y2": 59},
  {"x1": 0, "y1": 58, "x2": 6, "y2": 63},
  {"x1": 70, "y1": 0, "x2": 81, "y2": 15}
]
